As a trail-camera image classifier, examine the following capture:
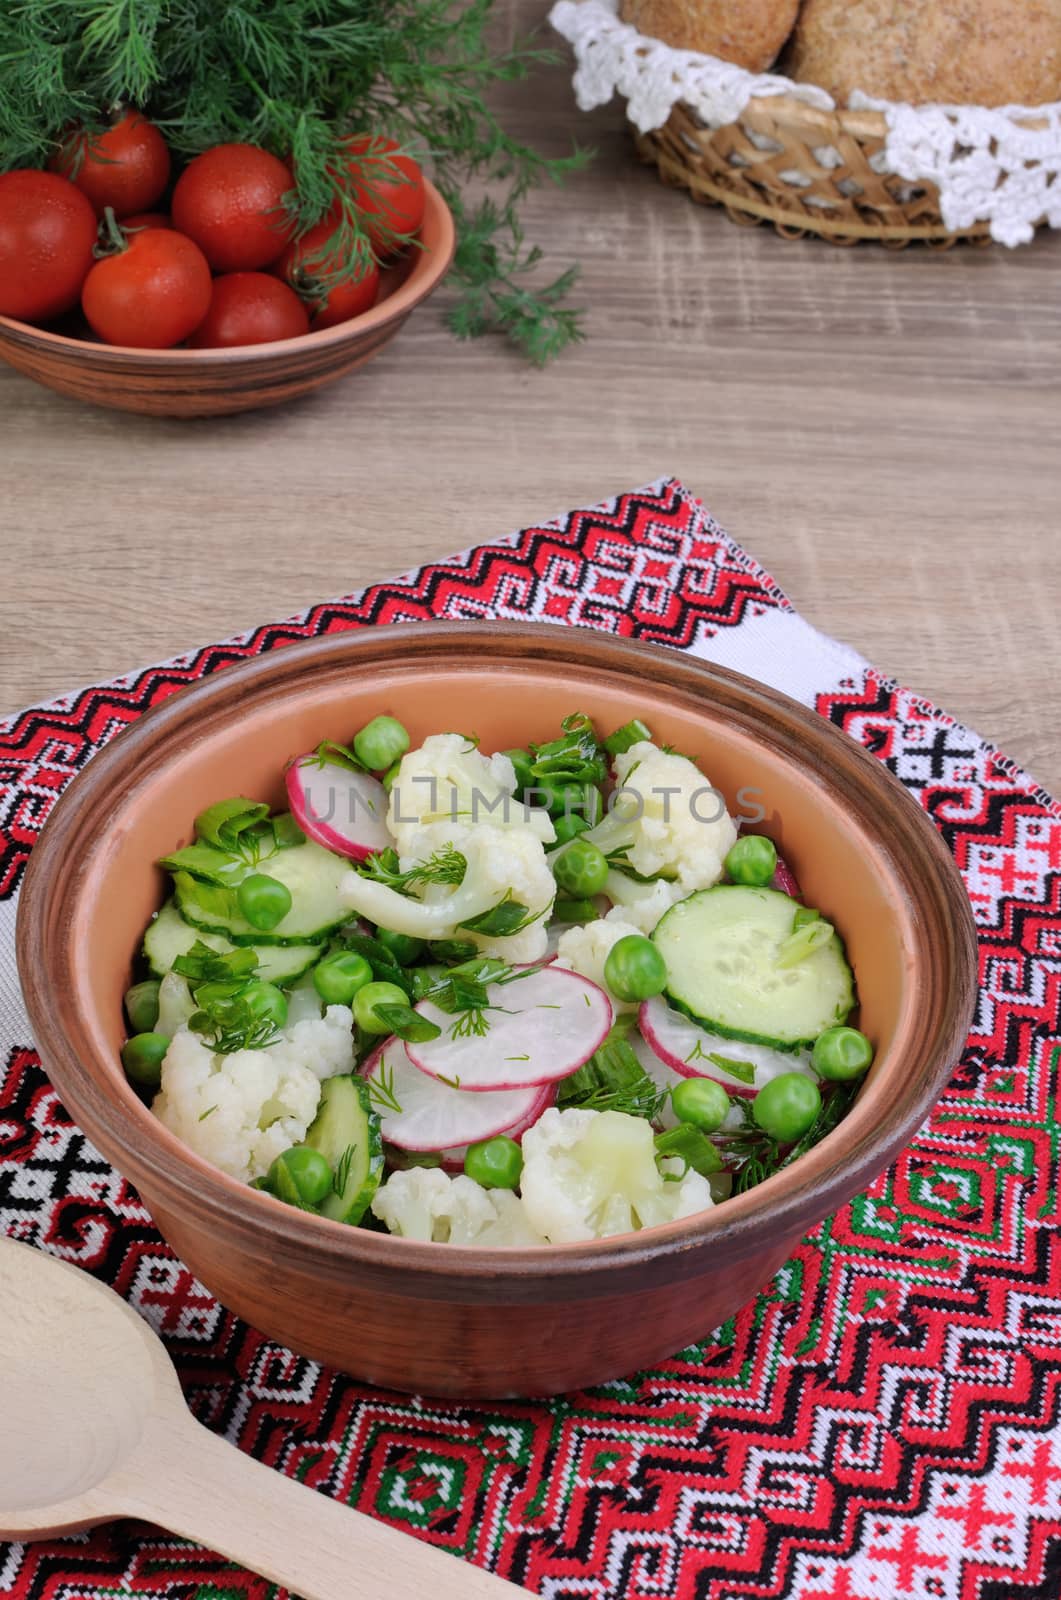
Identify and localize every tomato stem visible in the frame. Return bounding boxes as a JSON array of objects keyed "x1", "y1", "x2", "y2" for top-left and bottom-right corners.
[{"x1": 93, "y1": 205, "x2": 130, "y2": 260}]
